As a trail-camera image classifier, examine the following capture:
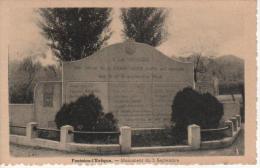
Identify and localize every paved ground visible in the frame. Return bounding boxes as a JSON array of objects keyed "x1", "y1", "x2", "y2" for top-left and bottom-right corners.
[{"x1": 10, "y1": 128, "x2": 244, "y2": 157}]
